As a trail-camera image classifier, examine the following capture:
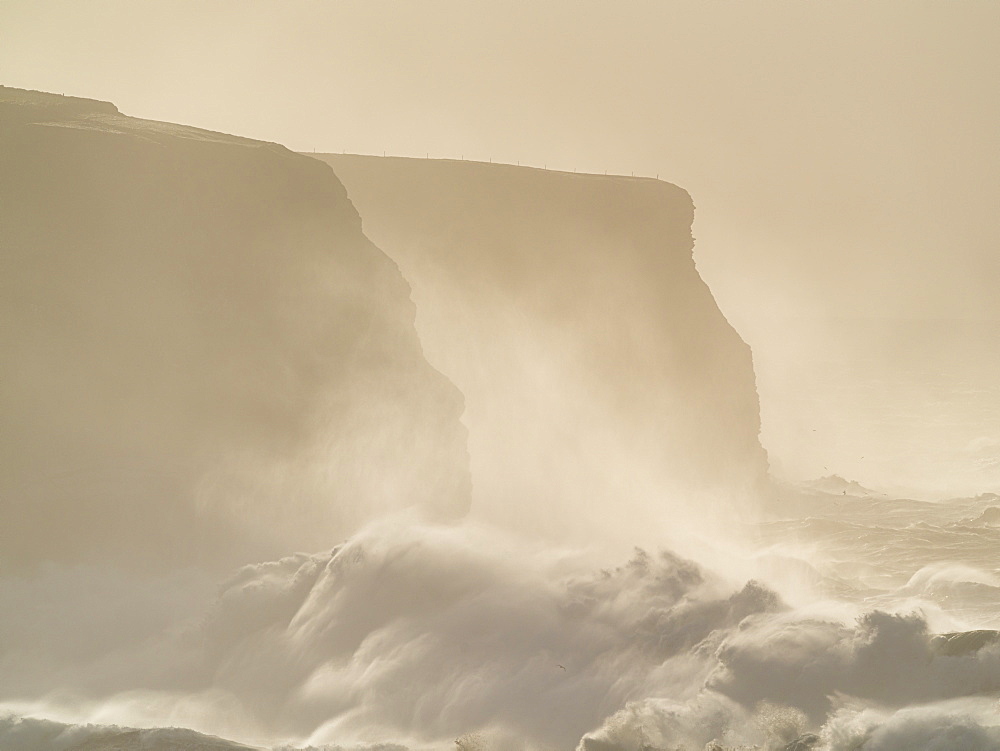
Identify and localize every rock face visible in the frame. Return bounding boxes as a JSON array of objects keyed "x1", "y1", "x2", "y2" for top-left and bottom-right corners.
[
  {"x1": 0, "y1": 88, "x2": 470, "y2": 569},
  {"x1": 316, "y1": 155, "x2": 768, "y2": 540}
]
